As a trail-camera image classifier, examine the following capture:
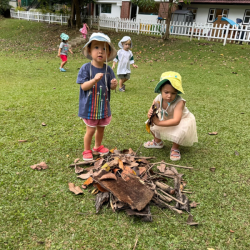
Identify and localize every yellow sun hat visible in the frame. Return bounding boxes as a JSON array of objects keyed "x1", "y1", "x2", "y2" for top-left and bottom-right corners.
[{"x1": 154, "y1": 71, "x2": 184, "y2": 94}]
